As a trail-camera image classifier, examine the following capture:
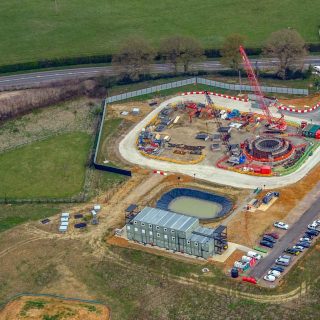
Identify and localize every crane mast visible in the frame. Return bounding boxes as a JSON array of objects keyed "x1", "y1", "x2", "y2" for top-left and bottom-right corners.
[{"x1": 239, "y1": 46, "x2": 287, "y2": 131}]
